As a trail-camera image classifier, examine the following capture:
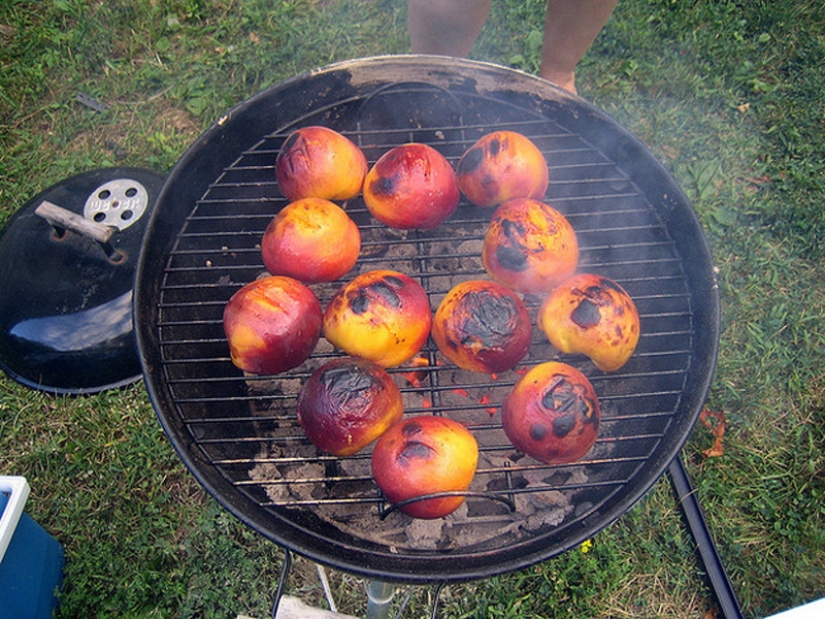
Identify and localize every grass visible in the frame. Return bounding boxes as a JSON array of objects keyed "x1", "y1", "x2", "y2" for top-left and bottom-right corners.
[{"x1": 2, "y1": 0, "x2": 824, "y2": 617}]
